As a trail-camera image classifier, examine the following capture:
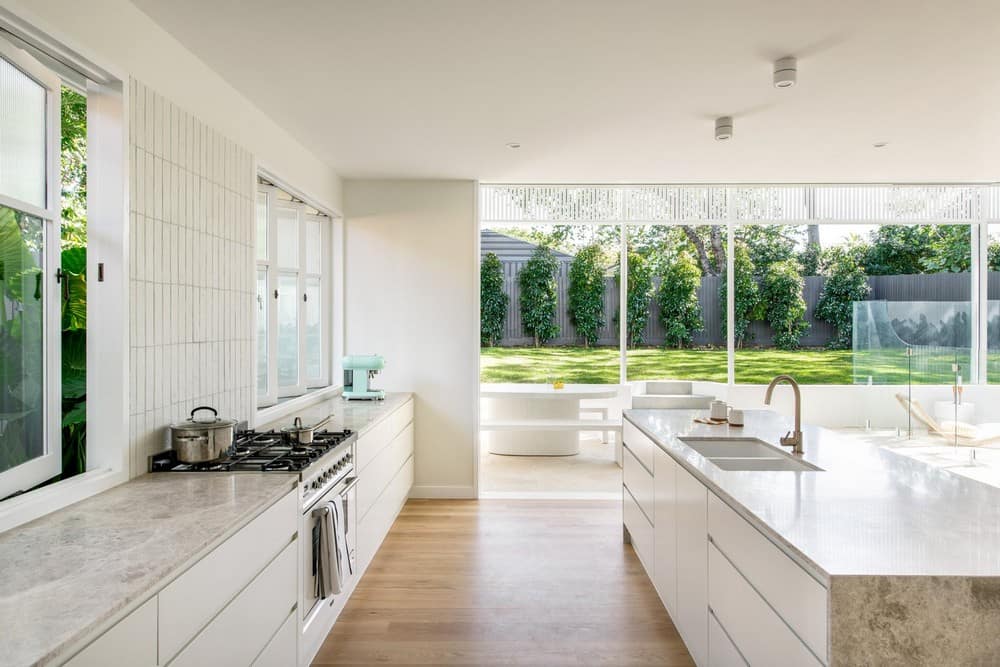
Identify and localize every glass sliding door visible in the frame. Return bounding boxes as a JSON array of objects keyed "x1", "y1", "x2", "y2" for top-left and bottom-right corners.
[{"x1": 0, "y1": 41, "x2": 62, "y2": 498}]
